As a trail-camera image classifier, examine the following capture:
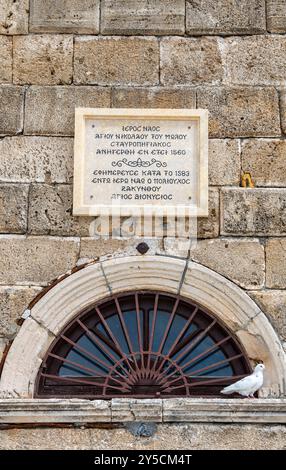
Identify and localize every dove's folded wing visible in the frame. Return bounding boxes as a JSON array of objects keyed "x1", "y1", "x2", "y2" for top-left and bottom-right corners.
[
  {"x1": 230, "y1": 374, "x2": 255, "y2": 391},
  {"x1": 221, "y1": 374, "x2": 255, "y2": 393}
]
